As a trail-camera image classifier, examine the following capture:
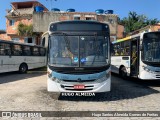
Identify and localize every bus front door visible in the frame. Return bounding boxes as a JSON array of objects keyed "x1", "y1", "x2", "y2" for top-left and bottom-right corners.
[{"x1": 130, "y1": 39, "x2": 139, "y2": 77}]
